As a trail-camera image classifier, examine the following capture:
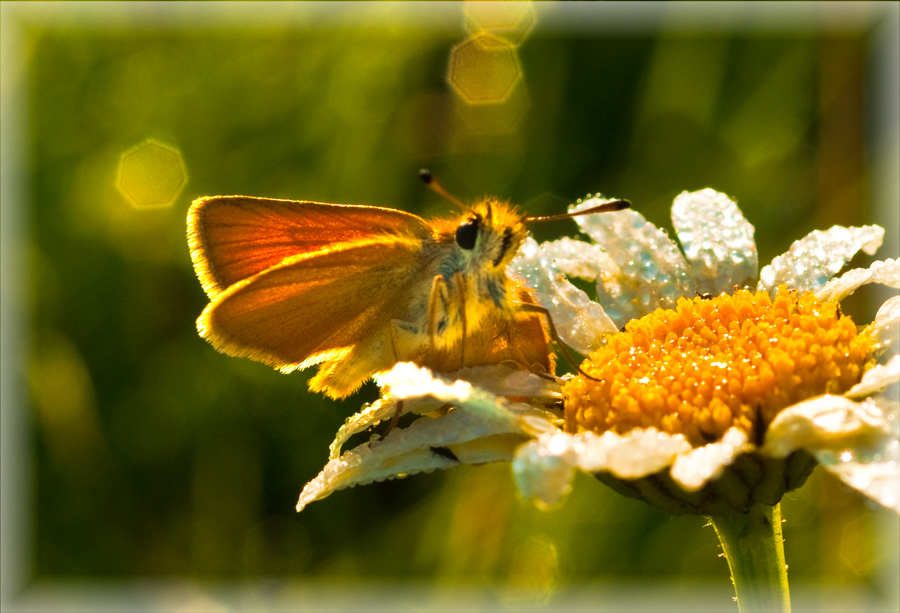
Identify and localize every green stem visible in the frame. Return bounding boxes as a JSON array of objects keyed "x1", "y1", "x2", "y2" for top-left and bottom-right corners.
[{"x1": 710, "y1": 502, "x2": 791, "y2": 613}]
